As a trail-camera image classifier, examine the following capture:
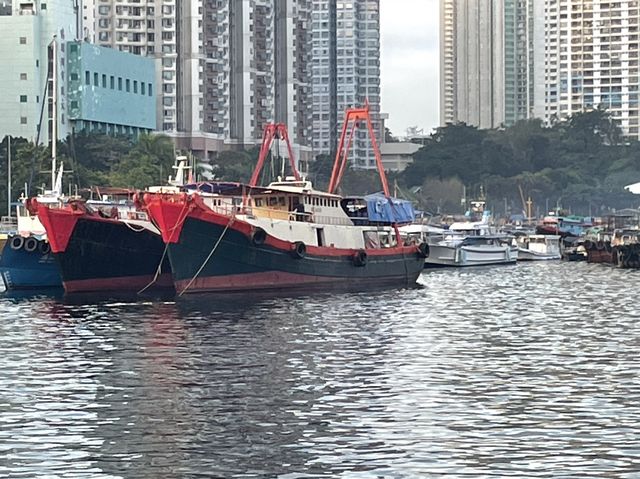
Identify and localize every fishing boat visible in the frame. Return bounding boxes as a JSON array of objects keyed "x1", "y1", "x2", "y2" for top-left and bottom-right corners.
[
  {"x1": 142, "y1": 107, "x2": 426, "y2": 294},
  {"x1": 36, "y1": 157, "x2": 194, "y2": 294},
  {"x1": 515, "y1": 234, "x2": 561, "y2": 261}
]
